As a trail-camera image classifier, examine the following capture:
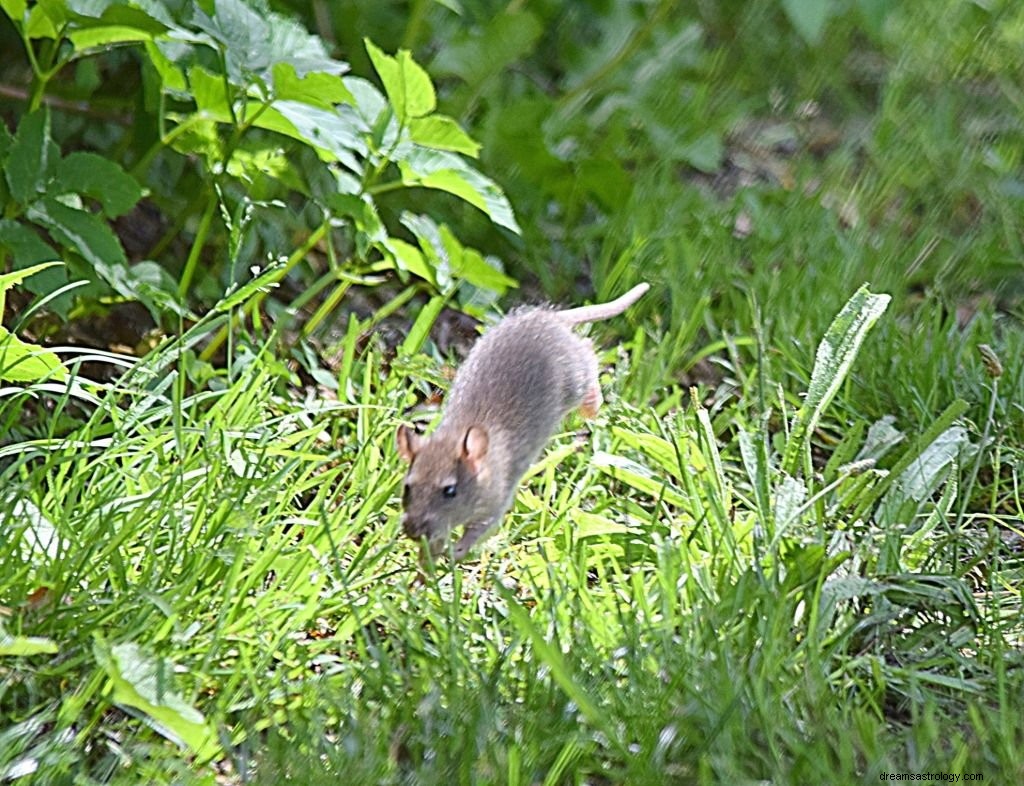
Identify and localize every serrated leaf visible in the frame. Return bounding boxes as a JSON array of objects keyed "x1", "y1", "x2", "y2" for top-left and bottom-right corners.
[
  {"x1": 365, "y1": 39, "x2": 436, "y2": 122},
  {"x1": 5, "y1": 110, "x2": 58, "y2": 204},
  {"x1": 408, "y1": 116, "x2": 480, "y2": 156},
  {"x1": 26, "y1": 197, "x2": 128, "y2": 290},
  {"x1": 188, "y1": 64, "x2": 232, "y2": 116},
  {"x1": 271, "y1": 62, "x2": 353, "y2": 108},
  {"x1": 0, "y1": 325, "x2": 66, "y2": 382},
  {"x1": 782, "y1": 286, "x2": 890, "y2": 475},
  {"x1": 0, "y1": 629, "x2": 58, "y2": 657},
  {"x1": 782, "y1": 0, "x2": 832, "y2": 45},
  {"x1": 191, "y1": 0, "x2": 343, "y2": 83},
  {"x1": 94, "y1": 638, "x2": 220, "y2": 761},
  {"x1": 264, "y1": 100, "x2": 366, "y2": 173},
  {"x1": 64, "y1": 1, "x2": 169, "y2": 49},
  {"x1": 57, "y1": 152, "x2": 143, "y2": 217},
  {"x1": 0, "y1": 221, "x2": 68, "y2": 316},
  {"x1": 382, "y1": 237, "x2": 433, "y2": 284},
  {"x1": 398, "y1": 148, "x2": 520, "y2": 233}
]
